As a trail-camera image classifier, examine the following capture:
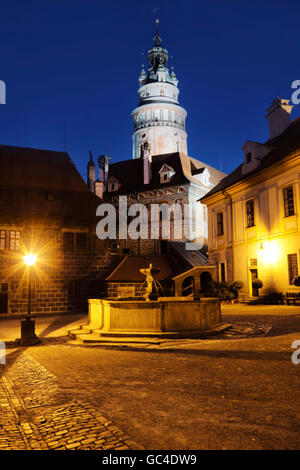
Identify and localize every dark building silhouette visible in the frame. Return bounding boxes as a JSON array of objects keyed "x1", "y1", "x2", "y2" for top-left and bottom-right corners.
[{"x1": 0, "y1": 144, "x2": 110, "y2": 315}]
